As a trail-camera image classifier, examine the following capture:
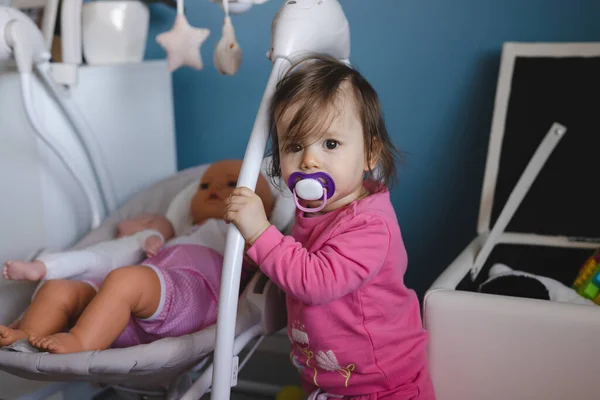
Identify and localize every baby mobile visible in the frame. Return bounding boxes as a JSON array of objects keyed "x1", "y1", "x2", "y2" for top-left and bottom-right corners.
[{"x1": 156, "y1": 0, "x2": 267, "y2": 75}]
